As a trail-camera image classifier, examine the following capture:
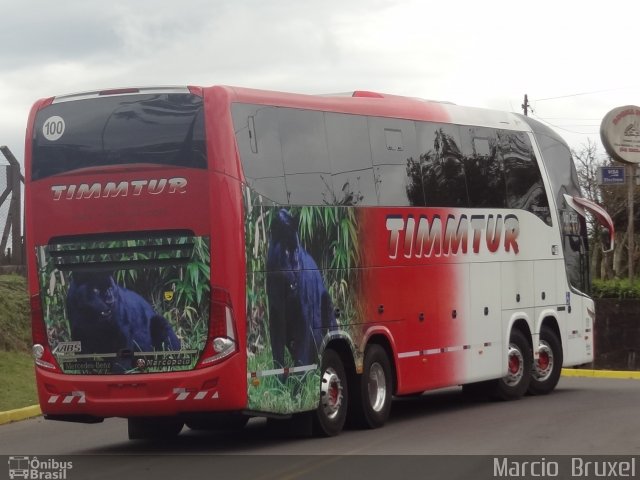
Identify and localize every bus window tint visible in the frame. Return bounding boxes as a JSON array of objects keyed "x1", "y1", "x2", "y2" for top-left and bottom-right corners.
[
  {"x1": 279, "y1": 108, "x2": 332, "y2": 204},
  {"x1": 369, "y1": 118, "x2": 420, "y2": 206},
  {"x1": 285, "y1": 173, "x2": 333, "y2": 205},
  {"x1": 325, "y1": 113, "x2": 376, "y2": 206},
  {"x1": 501, "y1": 131, "x2": 551, "y2": 225},
  {"x1": 32, "y1": 93, "x2": 206, "y2": 180},
  {"x1": 416, "y1": 122, "x2": 468, "y2": 207},
  {"x1": 232, "y1": 104, "x2": 288, "y2": 204},
  {"x1": 460, "y1": 127, "x2": 506, "y2": 208},
  {"x1": 233, "y1": 106, "x2": 550, "y2": 216}
]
